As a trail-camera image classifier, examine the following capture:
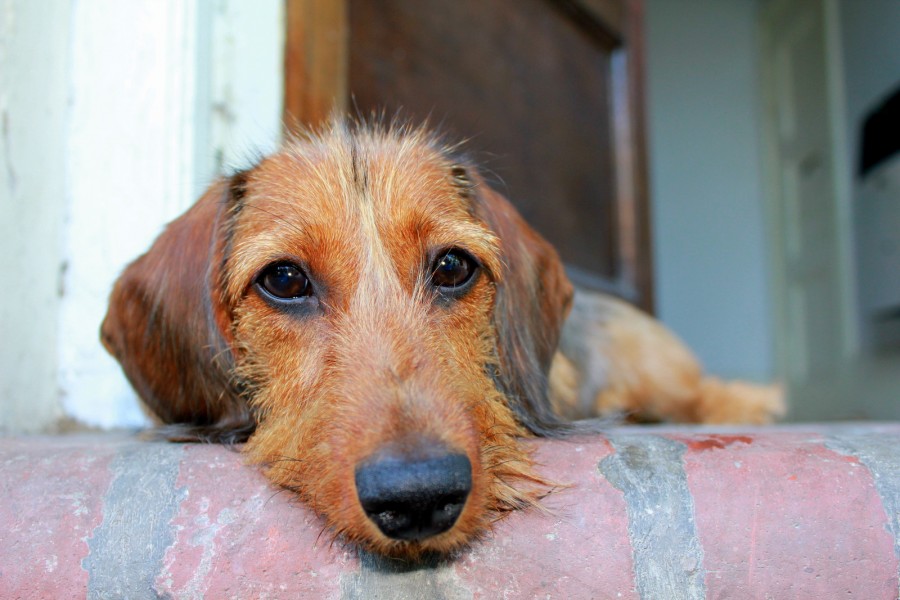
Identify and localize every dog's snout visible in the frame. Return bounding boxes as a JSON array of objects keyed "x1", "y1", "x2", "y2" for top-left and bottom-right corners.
[{"x1": 355, "y1": 451, "x2": 472, "y2": 542}]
